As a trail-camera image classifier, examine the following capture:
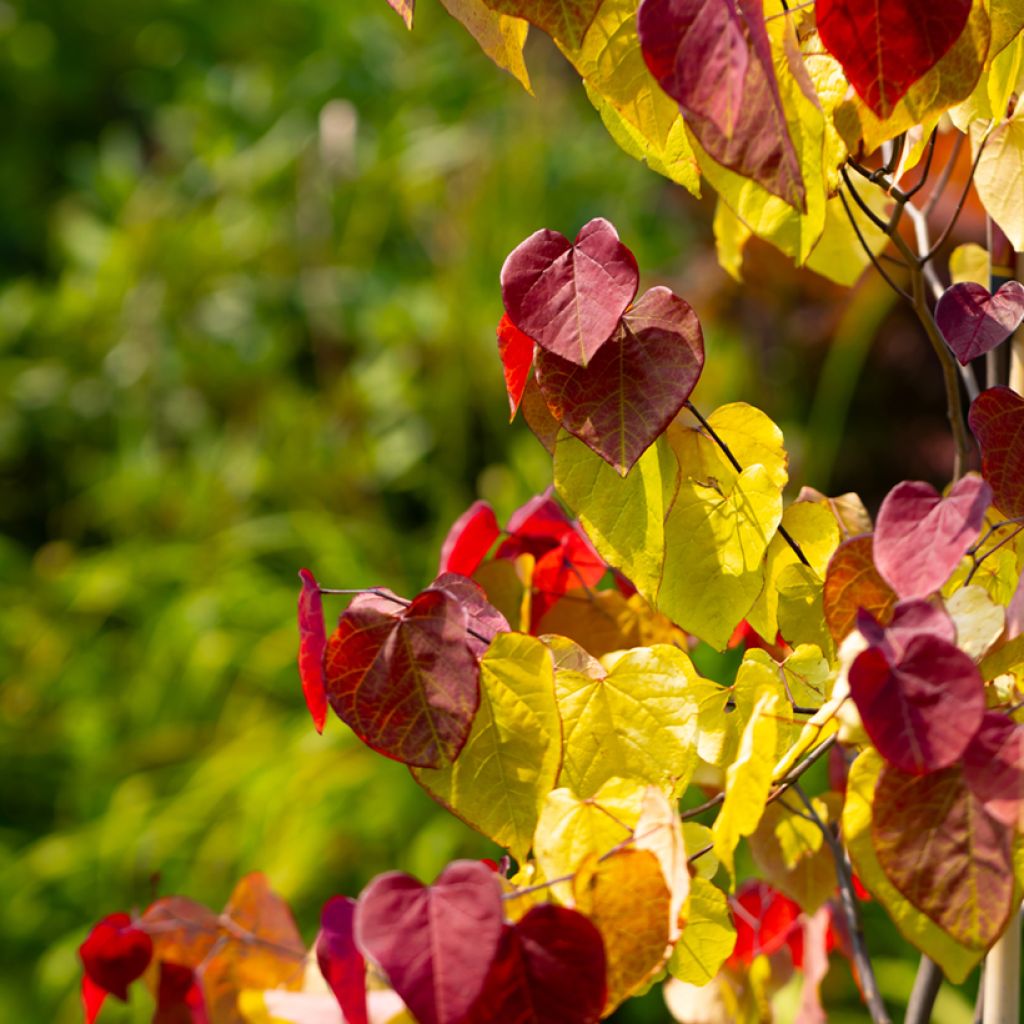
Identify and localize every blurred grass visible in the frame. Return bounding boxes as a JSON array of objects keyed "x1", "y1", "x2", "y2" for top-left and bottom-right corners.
[{"x1": 0, "y1": 0, "x2": 959, "y2": 1020}]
